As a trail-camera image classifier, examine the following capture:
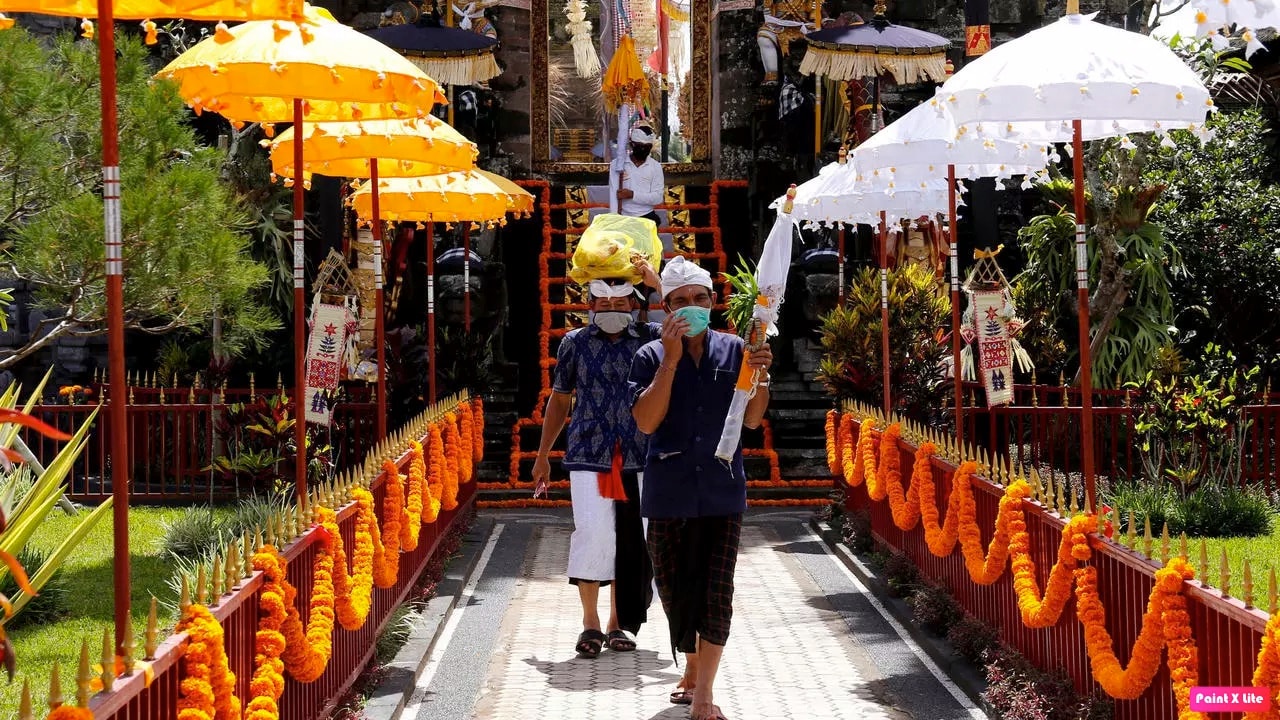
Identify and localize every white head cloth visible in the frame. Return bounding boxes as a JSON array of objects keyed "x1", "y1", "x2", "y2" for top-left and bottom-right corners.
[
  {"x1": 660, "y1": 256, "x2": 713, "y2": 299},
  {"x1": 587, "y1": 279, "x2": 637, "y2": 299},
  {"x1": 630, "y1": 127, "x2": 657, "y2": 145}
]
